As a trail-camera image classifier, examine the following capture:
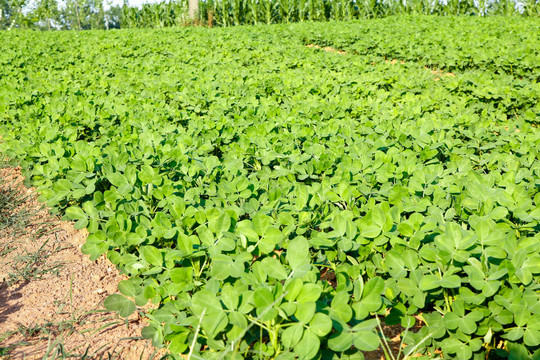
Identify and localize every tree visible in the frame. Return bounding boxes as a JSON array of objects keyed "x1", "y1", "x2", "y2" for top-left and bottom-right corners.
[
  {"x1": 87, "y1": 0, "x2": 105, "y2": 29},
  {"x1": 34, "y1": 0, "x2": 59, "y2": 29},
  {"x1": 3, "y1": 0, "x2": 31, "y2": 29},
  {"x1": 60, "y1": 0, "x2": 82, "y2": 29},
  {"x1": 104, "y1": 3, "x2": 122, "y2": 29},
  {"x1": 189, "y1": 0, "x2": 199, "y2": 20},
  {"x1": 0, "y1": 0, "x2": 13, "y2": 29},
  {"x1": 59, "y1": 0, "x2": 104, "y2": 30}
]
